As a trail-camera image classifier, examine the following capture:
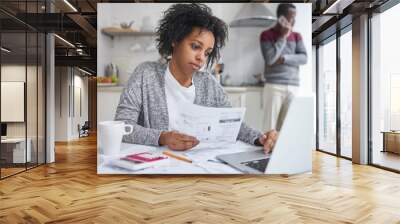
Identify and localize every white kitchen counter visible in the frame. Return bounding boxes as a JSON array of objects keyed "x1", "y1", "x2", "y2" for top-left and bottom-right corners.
[
  {"x1": 243, "y1": 86, "x2": 264, "y2": 91},
  {"x1": 97, "y1": 85, "x2": 124, "y2": 92},
  {"x1": 222, "y1": 86, "x2": 247, "y2": 93}
]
